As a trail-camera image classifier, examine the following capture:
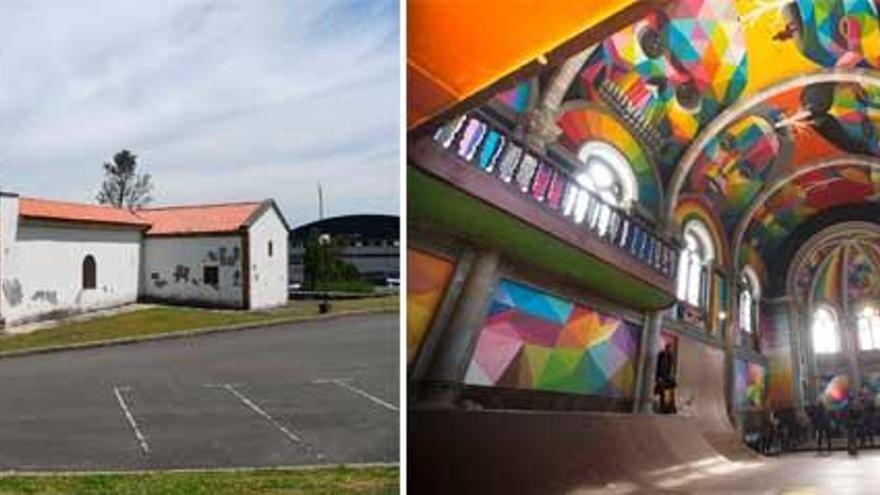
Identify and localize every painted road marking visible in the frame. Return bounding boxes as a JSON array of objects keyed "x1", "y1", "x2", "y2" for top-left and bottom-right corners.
[
  {"x1": 206, "y1": 383, "x2": 323, "y2": 460},
  {"x1": 113, "y1": 386, "x2": 150, "y2": 455},
  {"x1": 313, "y1": 379, "x2": 398, "y2": 412}
]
